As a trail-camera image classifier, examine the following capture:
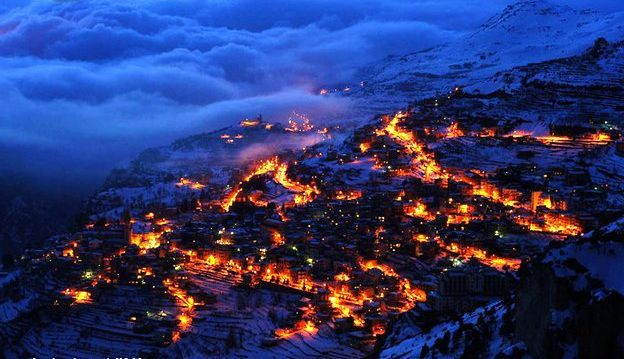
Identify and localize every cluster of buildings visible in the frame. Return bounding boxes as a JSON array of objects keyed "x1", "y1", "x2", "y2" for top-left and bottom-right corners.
[{"x1": 3, "y1": 90, "x2": 621, "y2": 357}]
